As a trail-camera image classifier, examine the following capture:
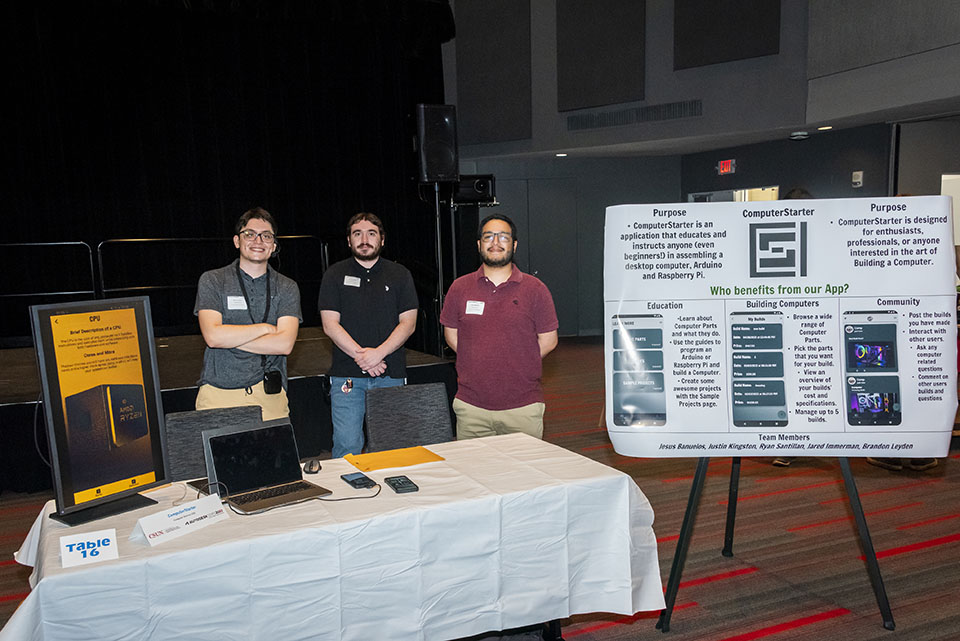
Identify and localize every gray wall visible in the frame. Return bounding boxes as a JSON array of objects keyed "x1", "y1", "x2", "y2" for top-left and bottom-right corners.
[
  {"x1": 682, "y1": 124, "x2": 891, "y2": 199},
  {"x1": 806, "y1": 0, "x2": 960, "y2": 122},
  {"x1": 454, "y1": 0, "x2": 531, "y2": 145},
  {"x1": 446, "y1": 1, "x2": 960, "y2": 156},
  {"x1": 461, "y1": 156, "x2": 681, "y2": 335},
  {"x1": 446, "y1": 0, "x2": 809, "y2": 157},
  {"x1": 808, "y1": 0, "x2": 960, "y2": 77},
  {"x1": 896, "y1": 120, "x2": 960, "y2": 196}
]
